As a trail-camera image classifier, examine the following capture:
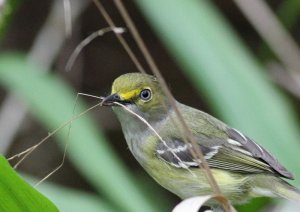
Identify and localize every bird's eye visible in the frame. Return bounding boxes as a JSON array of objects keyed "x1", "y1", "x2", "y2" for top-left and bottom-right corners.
[{"x1": 139, "y1": 89, "x2": 152, "y2": 101}]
